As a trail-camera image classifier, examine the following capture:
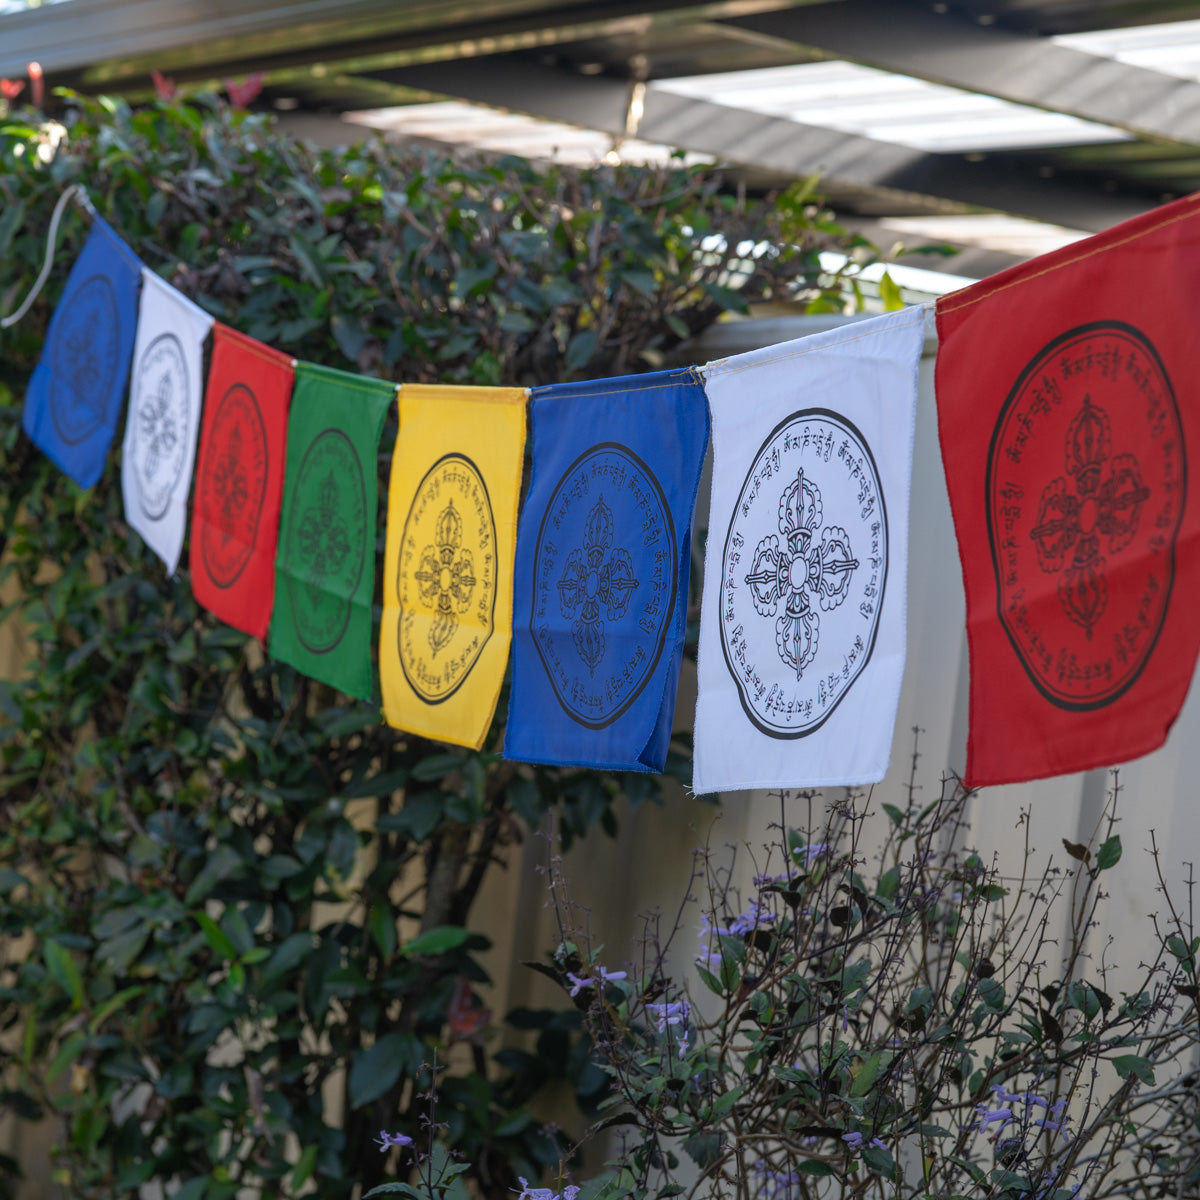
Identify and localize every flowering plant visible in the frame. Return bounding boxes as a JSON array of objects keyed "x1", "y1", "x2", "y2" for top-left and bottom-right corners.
[{"x1": 544, "y1": 758, "x2": 1200, "y2": 1199}]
